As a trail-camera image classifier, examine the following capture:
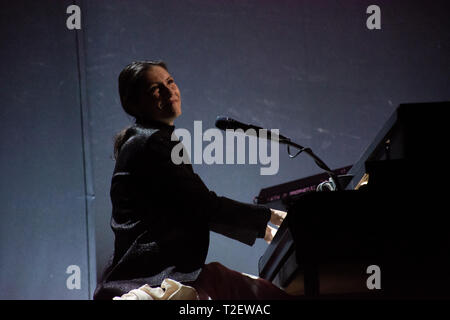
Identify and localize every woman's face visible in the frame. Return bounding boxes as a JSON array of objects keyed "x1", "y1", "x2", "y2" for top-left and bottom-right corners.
[{"x1": 139, "y1": 65, "x2": 182, "y2": 125}]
